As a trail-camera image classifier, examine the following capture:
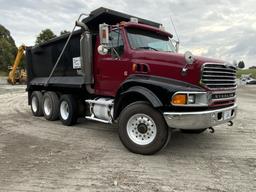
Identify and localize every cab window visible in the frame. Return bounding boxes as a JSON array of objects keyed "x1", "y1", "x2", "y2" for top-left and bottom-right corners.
[{"x1": 109, "y1": 29, "x2": 124, "y2": 57}]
